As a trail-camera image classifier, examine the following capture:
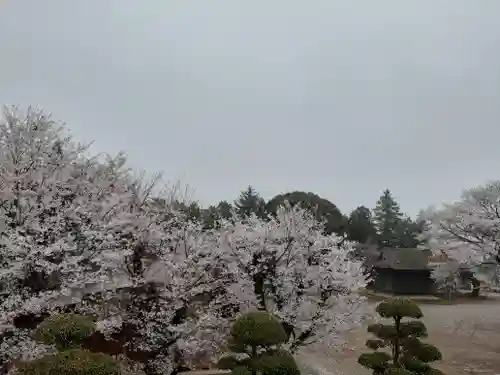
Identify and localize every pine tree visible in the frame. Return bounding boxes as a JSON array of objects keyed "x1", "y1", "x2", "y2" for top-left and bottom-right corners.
[
  {"x1": 358, "y1": 299, "x2": 444, "y2": 375},
  {"x1": 201, "y1": 205, "x2": 220, "y2": 229},
  {"x1": 234, "y1": 186, "x2": 267, "y2": 219},
  {"x1": 373, "y1": 189, "x2": 404, "y2": 248},
  {"x1": 217, "y1": 200, "x2": 234, "y2": 219},
  {"x1": 395, "y1": 216, "x2": 425, "y2": 248},
  {"x1": 201, "y1": 201, "x2": 234, "y2": 229}
]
